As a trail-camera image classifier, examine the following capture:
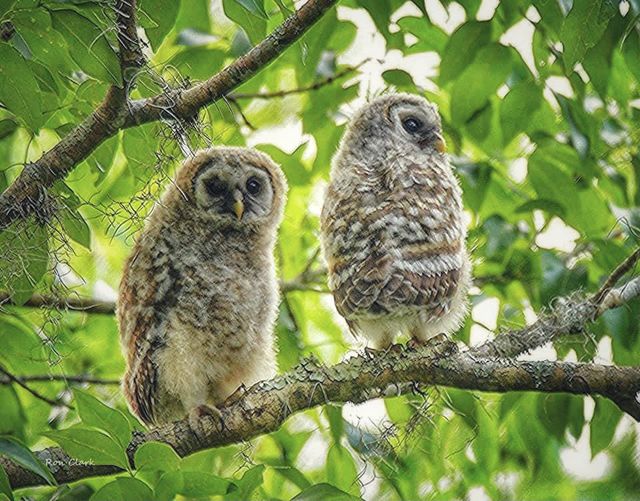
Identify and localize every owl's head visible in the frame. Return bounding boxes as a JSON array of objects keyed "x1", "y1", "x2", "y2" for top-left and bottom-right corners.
[
  {"x1": 173, "y1": 147, "x2": 287, "y2": 231},
  {"x1": 344, "y1": 93, "x2": 445, "y2": 159}
]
